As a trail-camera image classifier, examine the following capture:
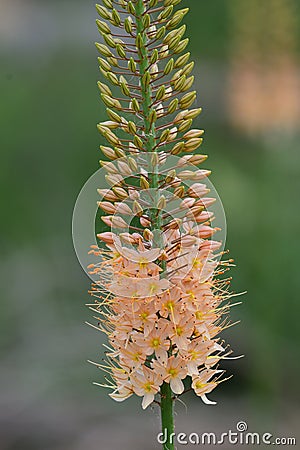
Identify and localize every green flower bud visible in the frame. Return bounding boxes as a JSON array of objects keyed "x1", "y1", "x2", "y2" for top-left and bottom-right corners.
[
  {"x1": 107, "y1": 56, "x2": 119, "y2": 67},
  {"x1": 149, "y1": 109, "x2": 157, "y2": 126},
  {"x1": 103, "y1": 129, "x2": 121, "y2": 146},
  {"x1": 111, "y1": 9, "x2": 121, "y2": 26},
  {"x1": 173, "y1": 38, "x2": 189, "y2": 54},
  {"x1": 133, "y1": 200, "x2": 143, "y2": 216},
  {"x1": 116, "y1": 44, "x2": 126, "y2": 58},
  {"x1": 143, "y1": 14, "x2": 151, "y2": 29},
  {"x1": 124, "y1": 16, "x2": 133, "y2": 34},
  {"x1": 97, "y1": 81, "x2": 112, "y2": 96},
  {"x1": 183, "y1": 108, "x2": 202, "y2": 120},
  {"x1": 131, "y1": 98, "x2": 140, "y2": 113},
  {"x1": 157, "y1": 196, "x2": 166, "y2": 211},
  {"x1": 159, "y1": 129, "x2": 171, "y2": 143},
  {"x1": 128, "y1": 57, "x2": 137, "y2": 73},
  {"x1": 121, "y1": 84, "x2": 130, "y2": 98},
  {"x1": 127, "y1": 1, "x2": 135, "y2": 15},
  {"x1": 166, "y1": 8, "x2": 189, "y2": 29},
  {"x1": 150, "y1": 49, "x2": 159, "y2": 64},
  {"x1": 165, "y1": 169, "x2": 176, "y2": 184},
  {"x1": 168, "y1": 98, "x2": 179, "y2": 114},
  {"x1": 140, "y1": 176, "x2": 150, "y2": 190},
  {"x1": 173, "y1": 186, "x2": 185, "y2": 199},
  {"x1": 142, "y1": 71, "x2": 151, "y2": 87},
  {"x1": 103, "y1": 34, "x2": 116, "y2": 48},
  {"x1": 182, "y1": 75, "x2": 194, "y2": 92},
  {"x1": 95, "y1": 42, "x2": 113, "y2": 57},
  {"x1": 184, "y1": 129, "x2": 205, "y2": 139},
  {"x1": 128, "y1": 121, "x2": 137, "y2": 135},
  {"x1": 155, "y1": 85, "x2": 166, "y2": 101},
  {"x1": 98, "y1": 57, "x2": 111, "y2": 71},
  {"x1": 112, "y1": 187, "x2": 128, "y2": 200},
  {"x1": 155, "y1": 26, "x2": 166, "y2": 40},
  {"x1": 136, "y1": 33, "x2": 144, "y2": 51},
  {"x1": 184, "y1": 138, "x2": 203, "y2": 151},
  {"x1": 178, "y1": 119, "x2": 192, "y2": 133},
  {"x1": 101, "y1": 94, "x2": 121, "y2": 109},
  {"x1": 114, "y1": 147, "x2": 126, "y2": 158},
  {"x1": 171, "y1": 141, "x2": 185, "y2": 155},
  {"x1": 134, "y1": 135, "x2": 144, "y2": 150},
  {"x1": 174, "y1": 74, "x2": 186, "y2": 91},
  {"x1": 127, "y1": 157, "x2": 138, "y2": 171},
  {"x1": 102, "y1": 0, "x2": 113, "y2": 8},
  {"x1": 165, "y1": 0, "x2": 182, "y2": 6},
  {"x1": 168, "y1": 36, "x2": 182, "y2": 51},
  {"x1": 106, "y1": 109, "x2": 122, "y2": 123},
  {"x1": 106, "y1": 71, "x2": 119, "y2": 85},
  {"x1": 100, "y1": 146, "x2": 117, "y2": 160},
  {"x1": 174, "y1": 52, "x2": 190, "y2": 68},
  {"x1": 96, "y1": 5, "x2": 111, "y2": 20},
  {"x1": 182, "y1": 61, "x2": 194, "y2": 76},
  {"x1": 164, "y1": 58, "x2": 174, "y2": 75},
  {"x1": 180, "y1": 91, "x2": 196, "y2": 108},
  {"x1": 158, "y1": 6, "x2": 173, "y2": 21},
  {"x1": 96, "y1": 19, "x2": 111, "y2": 34}
]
